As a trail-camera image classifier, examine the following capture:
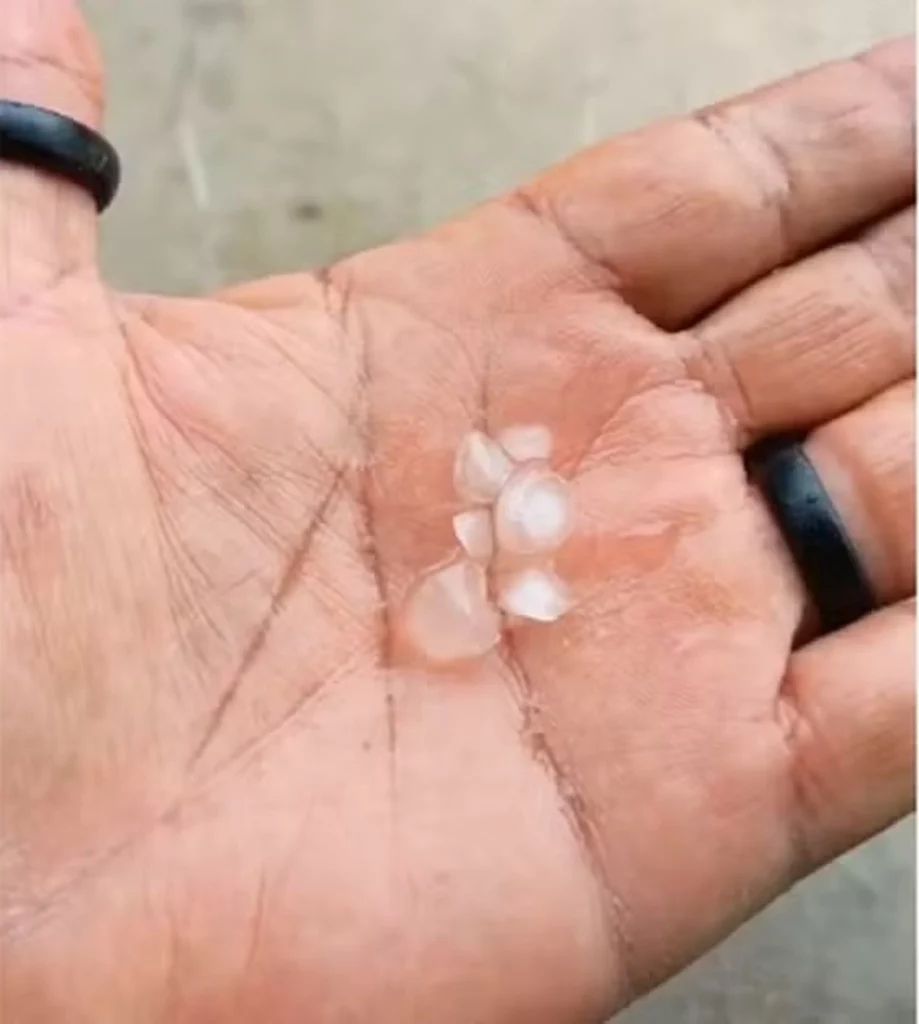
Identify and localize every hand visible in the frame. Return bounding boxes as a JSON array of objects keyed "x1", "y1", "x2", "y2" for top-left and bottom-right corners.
[{"x1": 1, "y1": 6, "x2": 914, "y2": 1021}]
